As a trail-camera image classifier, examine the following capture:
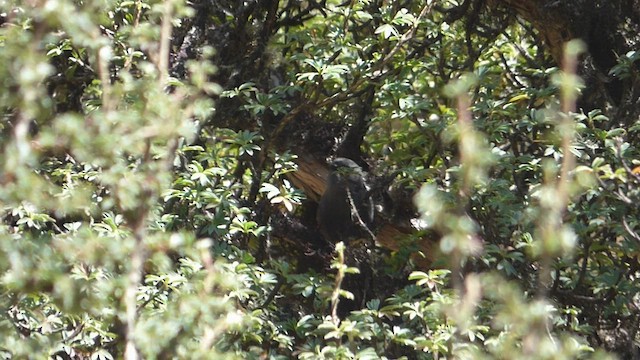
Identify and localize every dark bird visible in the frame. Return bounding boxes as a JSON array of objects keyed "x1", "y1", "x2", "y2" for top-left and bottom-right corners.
[{"x1": 317, "y1": 158, "x2": 374, "y2": 244}]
